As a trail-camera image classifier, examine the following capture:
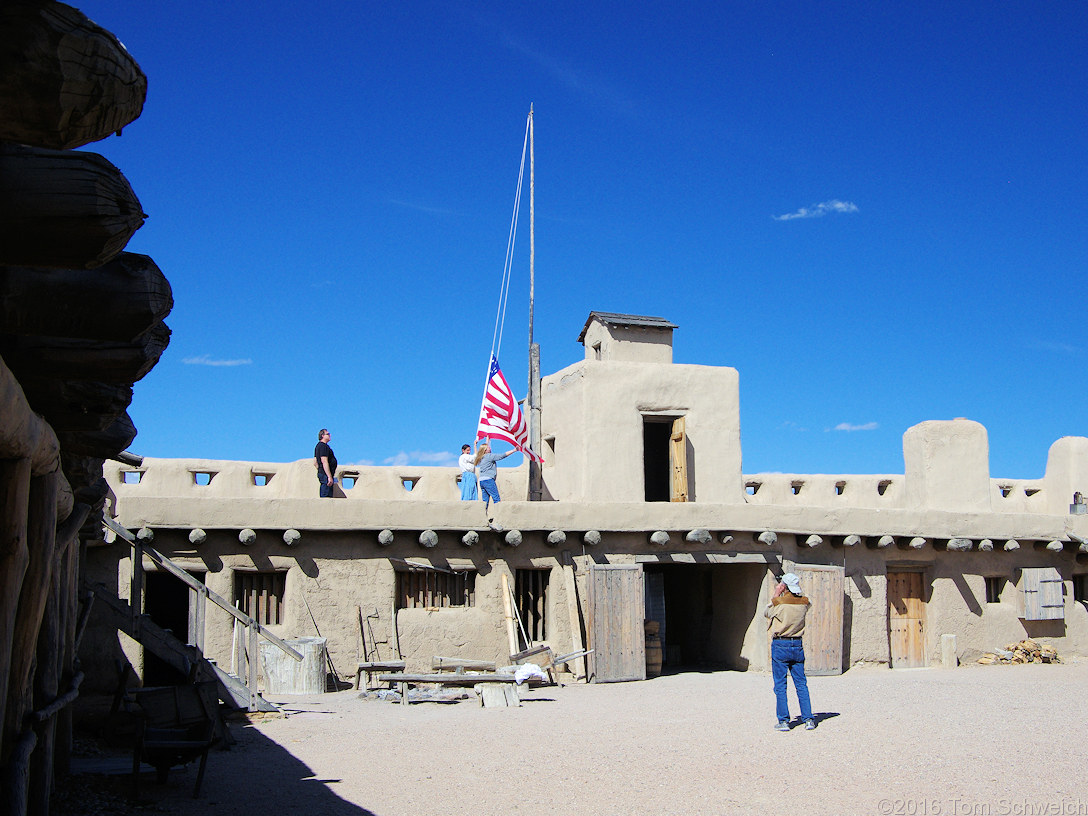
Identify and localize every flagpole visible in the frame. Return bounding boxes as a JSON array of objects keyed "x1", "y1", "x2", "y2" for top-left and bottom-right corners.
[{"x1": 527, "y1": 105, "x2": 543, "y2": 501}]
